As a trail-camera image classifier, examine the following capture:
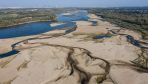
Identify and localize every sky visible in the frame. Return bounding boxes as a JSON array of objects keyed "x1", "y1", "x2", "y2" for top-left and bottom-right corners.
[{"x1": 0, "y1": 0, "x2": 148, "y2": 8}]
